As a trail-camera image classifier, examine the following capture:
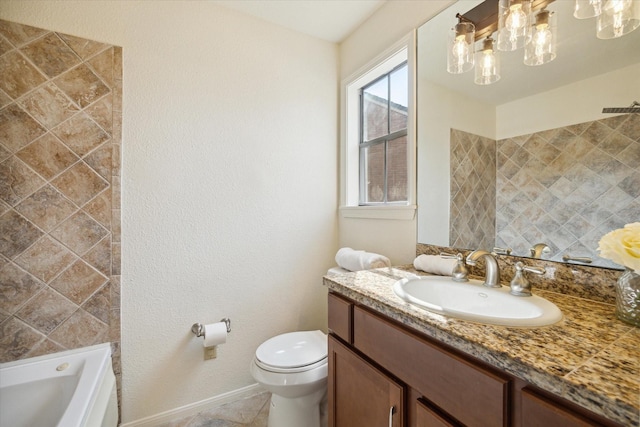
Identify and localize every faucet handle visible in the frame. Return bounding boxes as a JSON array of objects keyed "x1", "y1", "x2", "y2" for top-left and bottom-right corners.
[
  {"x1": 440, "y1": 253, "x2": 468, "y2": 282},
  {"x1": 510, "y1": 262, "x2": 545, "y2": 296}
]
